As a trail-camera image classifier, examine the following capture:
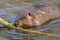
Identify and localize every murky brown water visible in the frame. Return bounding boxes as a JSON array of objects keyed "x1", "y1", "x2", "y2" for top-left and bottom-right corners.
[{"x1": 0, "y1": 0, "x2": 60, "y2": 40}]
